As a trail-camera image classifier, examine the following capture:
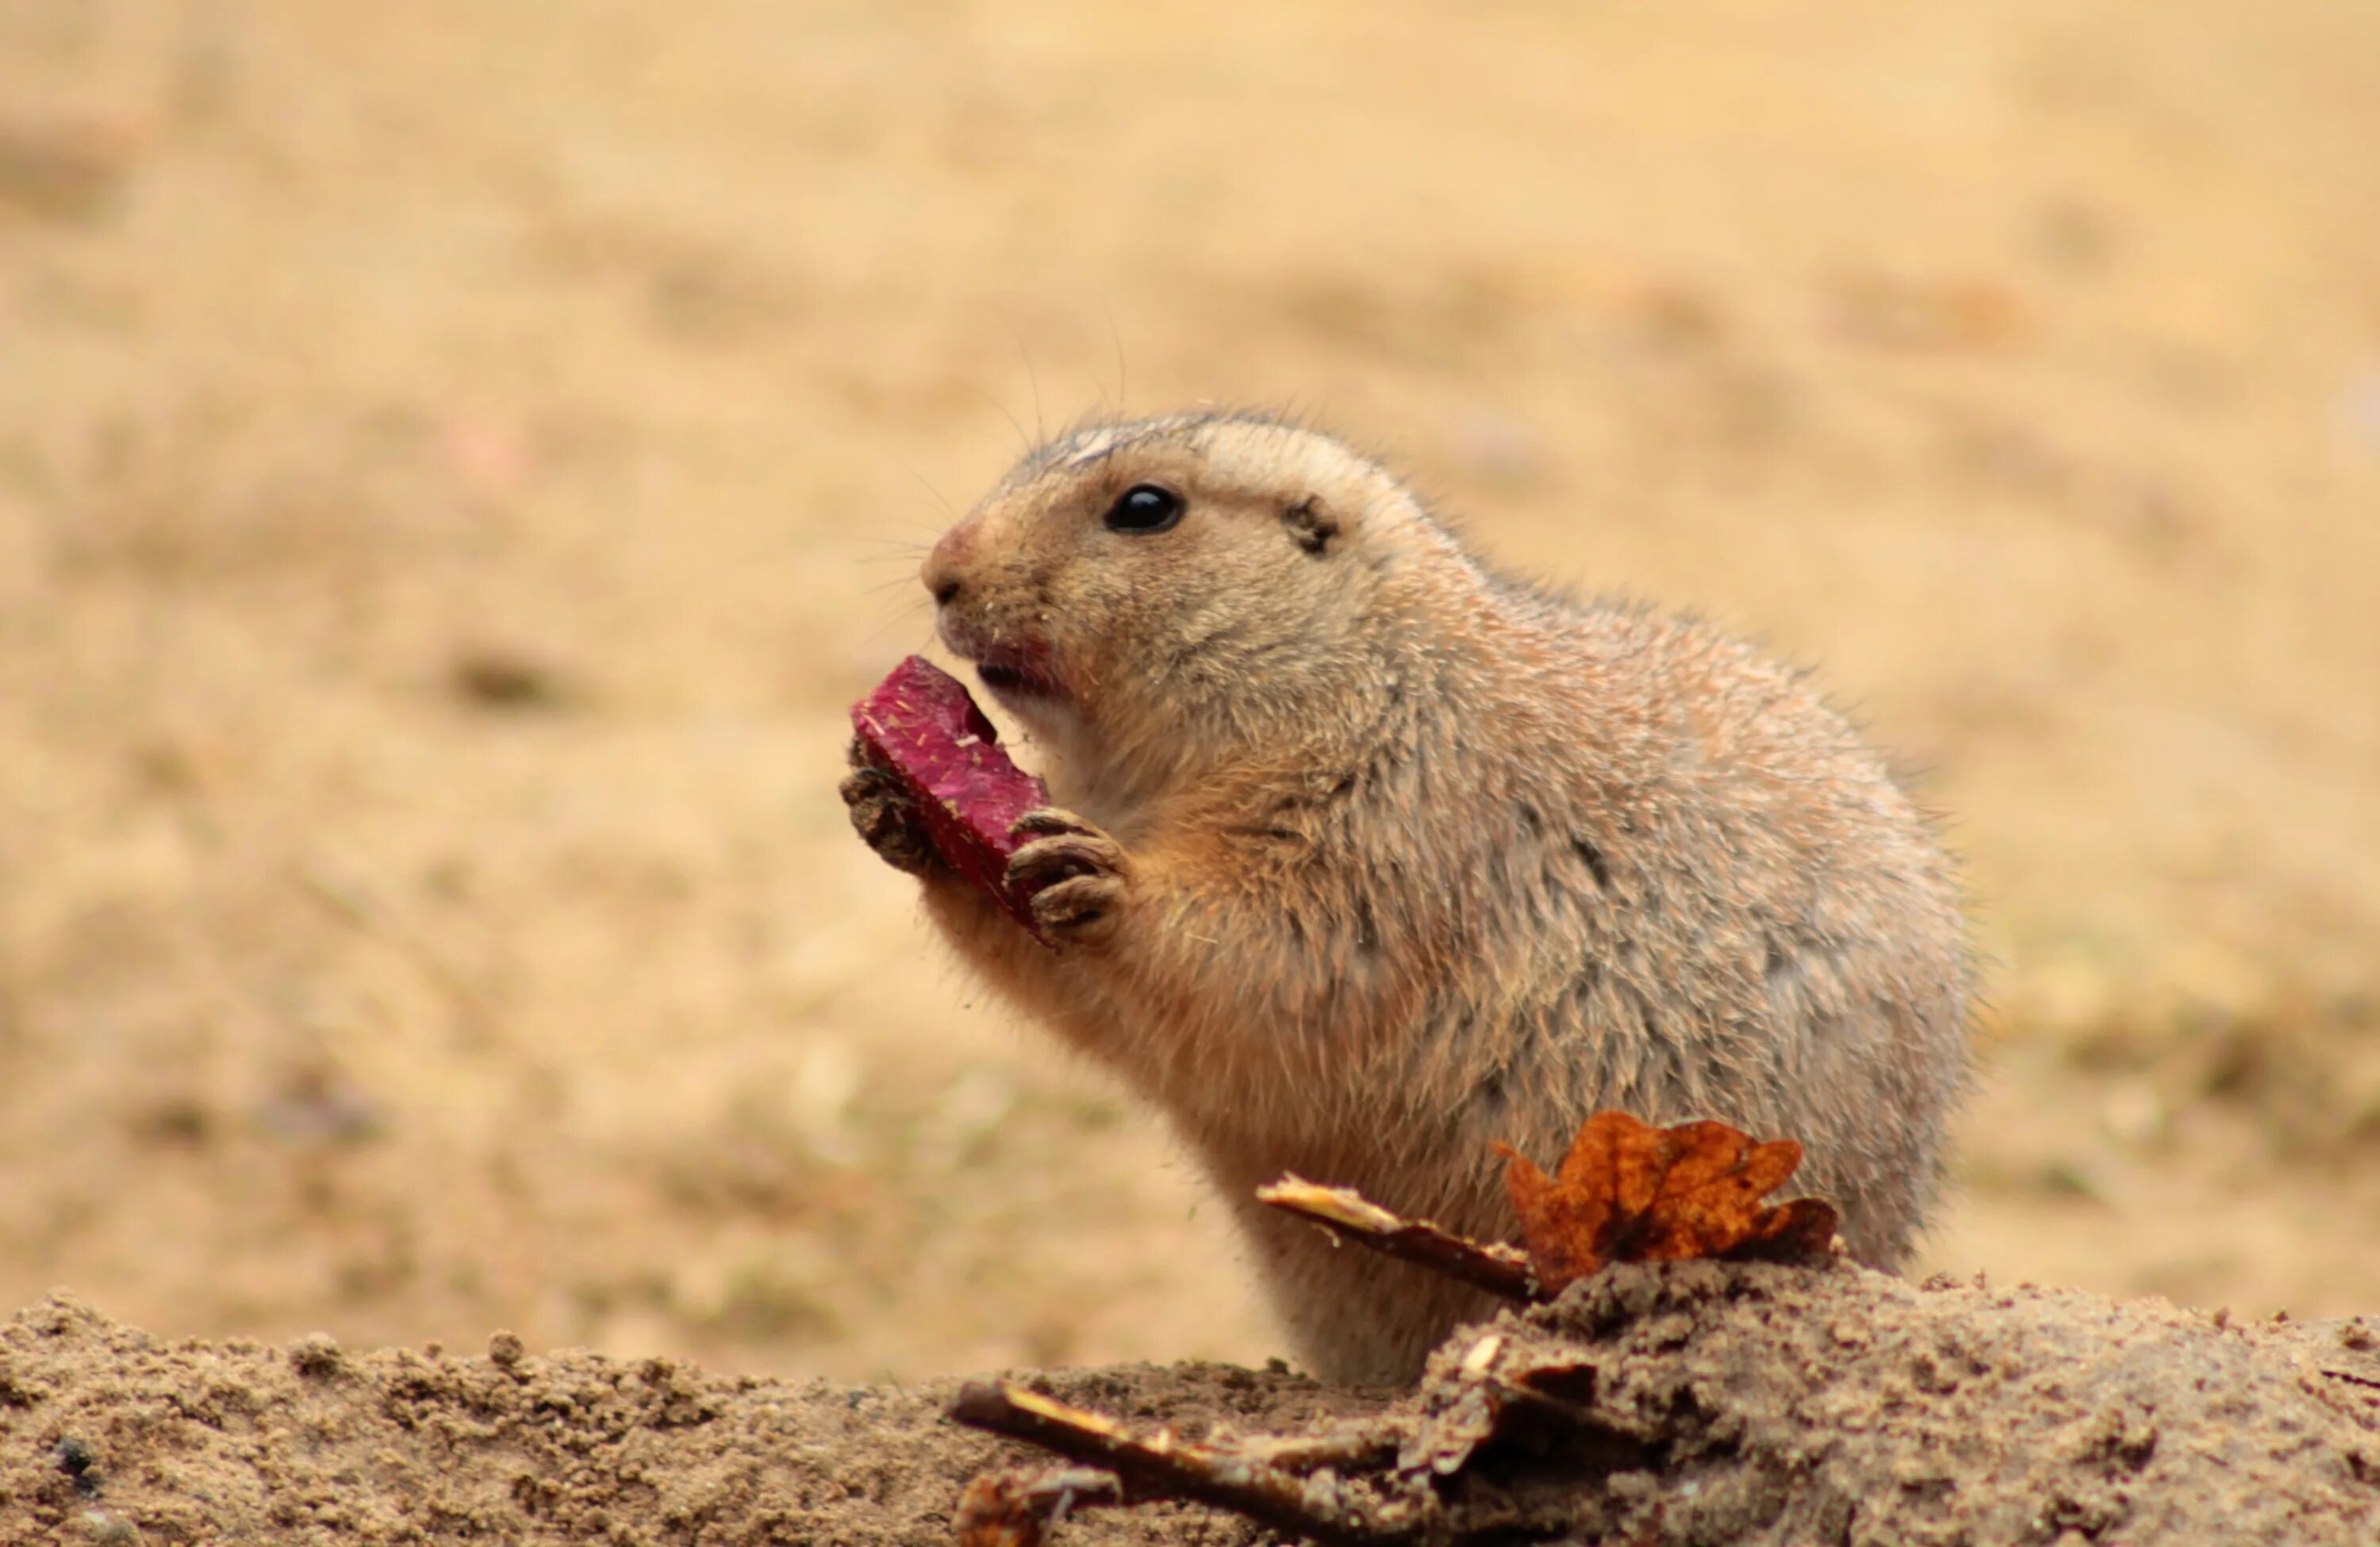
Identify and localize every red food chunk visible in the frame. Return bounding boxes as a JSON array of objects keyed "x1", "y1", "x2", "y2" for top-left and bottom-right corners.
[{"x1": 851, "y1": 656, "x2": 1054, "y2": 946}]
